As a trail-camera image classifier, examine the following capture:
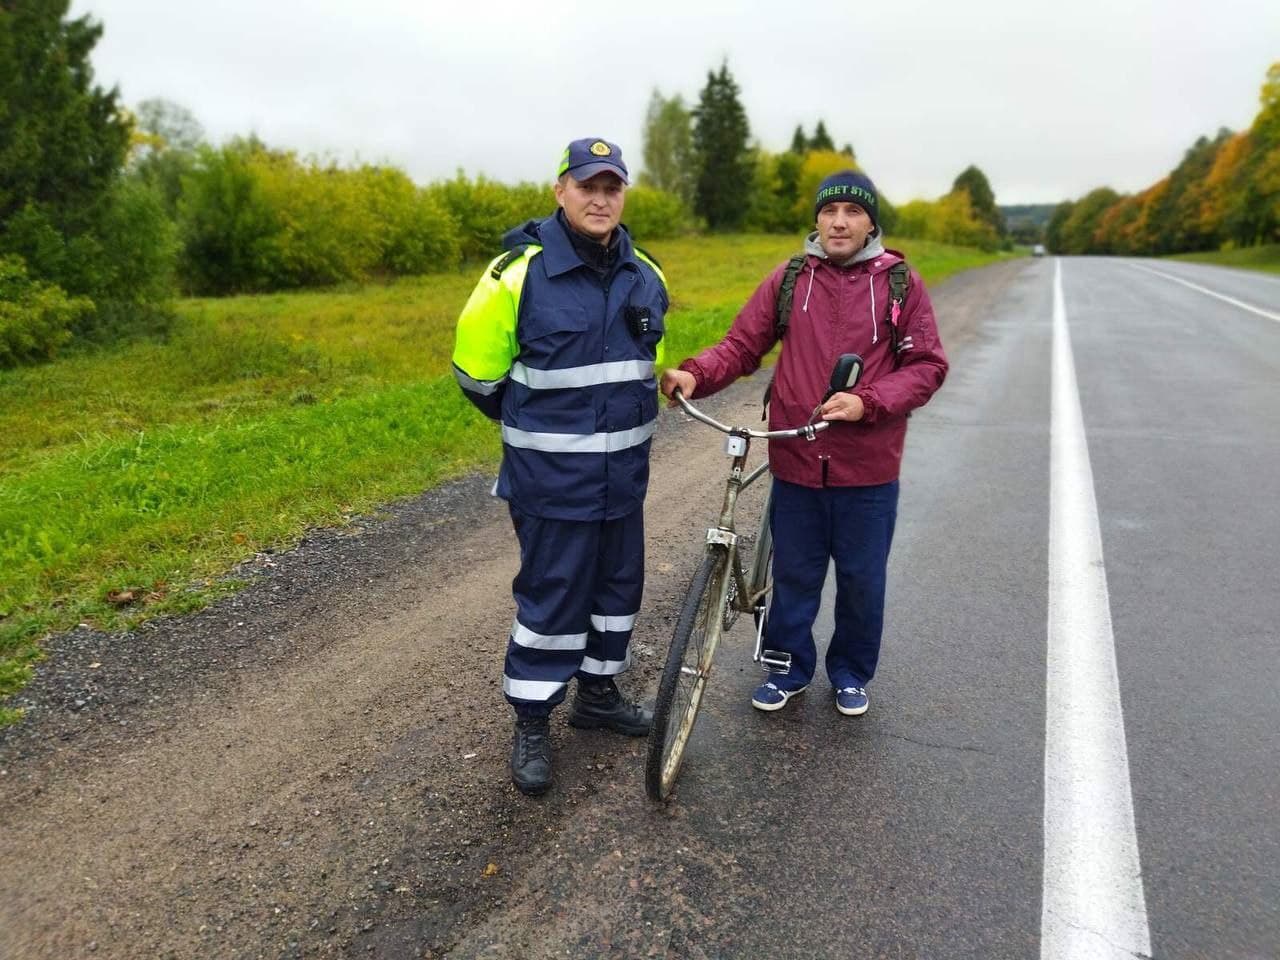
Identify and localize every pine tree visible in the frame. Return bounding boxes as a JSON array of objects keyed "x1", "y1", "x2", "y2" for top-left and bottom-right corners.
[
  {"x1": 0, "y1": 1, "x2": 130, "y2": 234},
  {"x1": 692, "y1": 63, "x2": 752, "y2": 230},
  {"x1": 789, "y1": 125, "x2": 808, "y2": 154},
  {"x1": 809, "y1": 120, "x2": 834, "y2": 151}
]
